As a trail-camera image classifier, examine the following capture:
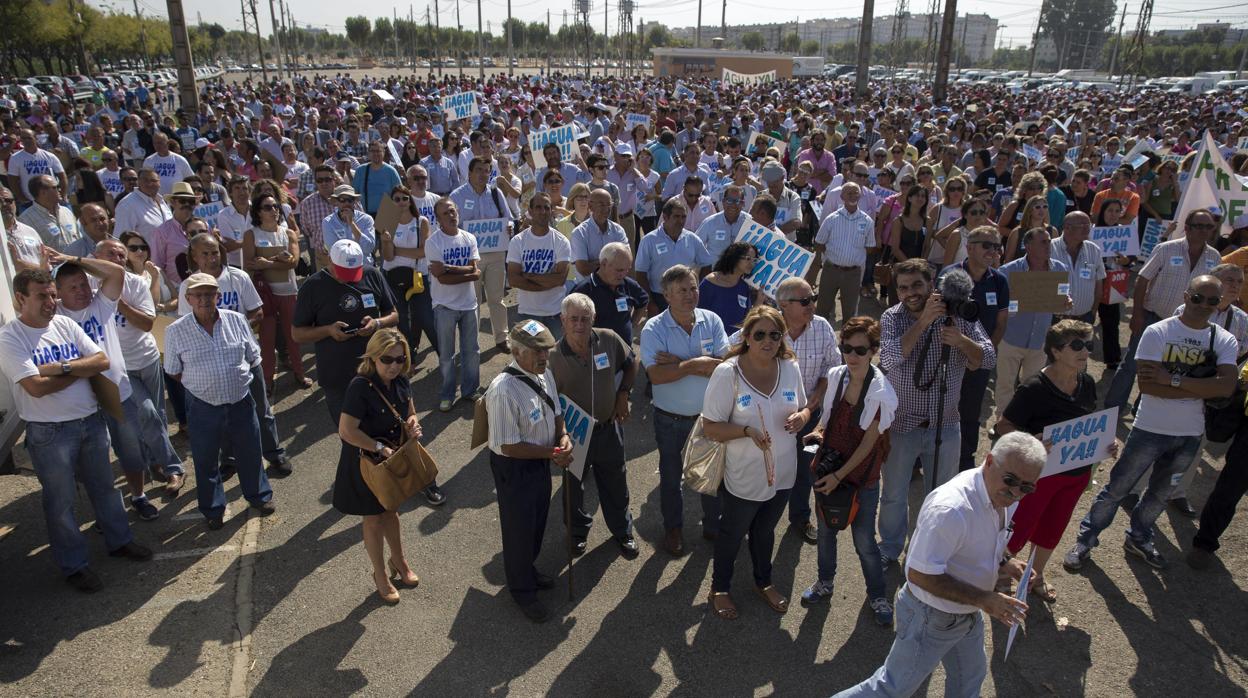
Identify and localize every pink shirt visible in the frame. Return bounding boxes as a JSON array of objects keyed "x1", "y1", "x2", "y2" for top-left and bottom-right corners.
[
  {"x1": 796, "y1": 148, "x2": 838, "y2": 191},
  {"x1": 148, "y1": 217, "x2": 191, "y2": 286}
]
